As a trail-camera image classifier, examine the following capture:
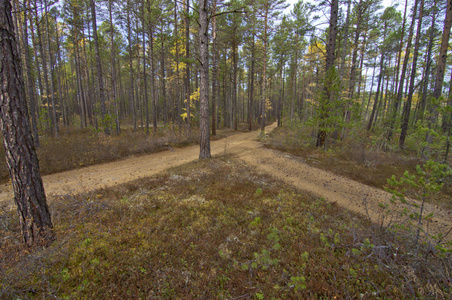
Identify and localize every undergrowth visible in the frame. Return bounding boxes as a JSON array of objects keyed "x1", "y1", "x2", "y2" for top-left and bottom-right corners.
[
  {"x1": 0, "y1": 122, "x2": 259, "y2": 183},
  {"x1": 1, "y1": 157, "x2": 450, "y2": 298},
  {"x1": 265, "y1": 125, "x2": 452, "y2": 210}
]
